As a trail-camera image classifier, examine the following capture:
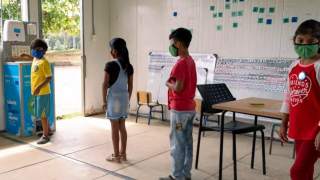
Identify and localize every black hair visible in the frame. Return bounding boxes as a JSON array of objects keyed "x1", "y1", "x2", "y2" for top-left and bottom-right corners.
[
  {"x1": 294, "y1": 19, "x2": 320, "y2": 53},
  {"x1": 30, "y1": 38, "x2": 48, "y2": 51},
  {"x1": 169, "y1": 28, "x2": 192, "y2": 48},
  {"x1": 109, "y1": 38, "x2": 131, "y2": 72}
]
